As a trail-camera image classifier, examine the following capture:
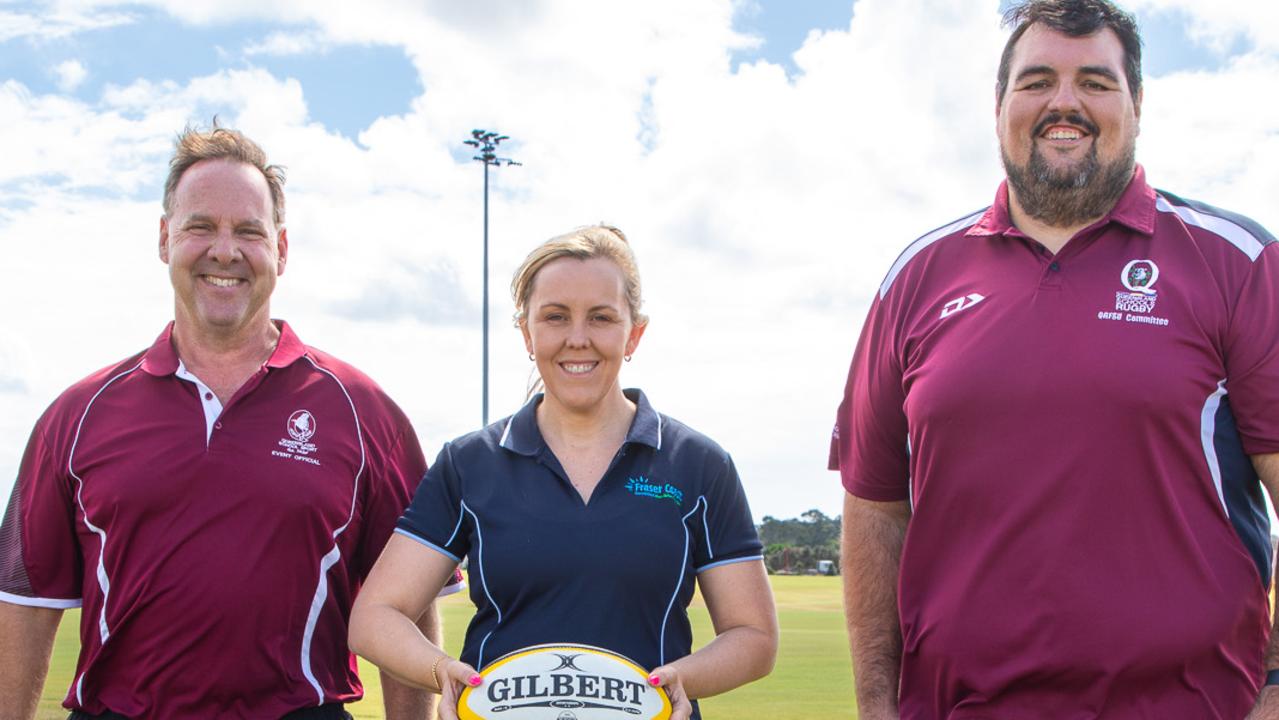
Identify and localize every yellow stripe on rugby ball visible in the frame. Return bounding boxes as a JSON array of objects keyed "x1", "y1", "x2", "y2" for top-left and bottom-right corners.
[{"x1": 458, "y1": 643, "x2": 672, "y2": 720}]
